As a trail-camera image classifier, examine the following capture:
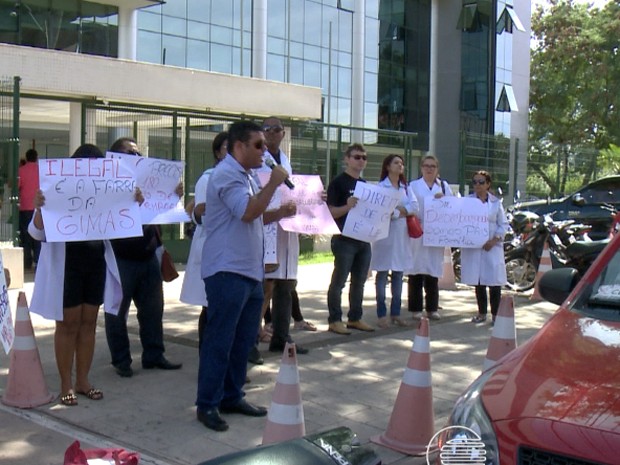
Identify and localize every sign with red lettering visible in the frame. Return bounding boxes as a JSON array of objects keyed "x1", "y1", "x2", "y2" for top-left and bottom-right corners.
[
  {"x1": 422, "y1": 196, "x2": 488, "y2": 248},
  {"x1": 107, "y1": 152, "x2": 189, "y2": 224},
  {"x1": 38, "y1": 158, "x2": 143, "y2": 242},
  {"x1": 343, "y1": 182, "x2": 402, "y2": 242}
]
